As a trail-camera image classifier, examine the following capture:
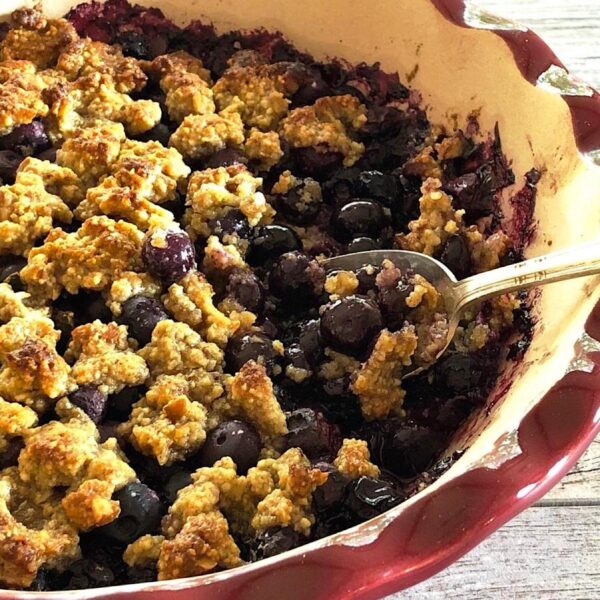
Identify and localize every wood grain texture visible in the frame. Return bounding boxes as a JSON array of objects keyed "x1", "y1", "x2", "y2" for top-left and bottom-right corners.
[
  {"x1": 385, "y1": 2, "x2": 600, "y2": 598},
  {"x1": 401, "y1": 506, "x2": 600, "y2": 599}
]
